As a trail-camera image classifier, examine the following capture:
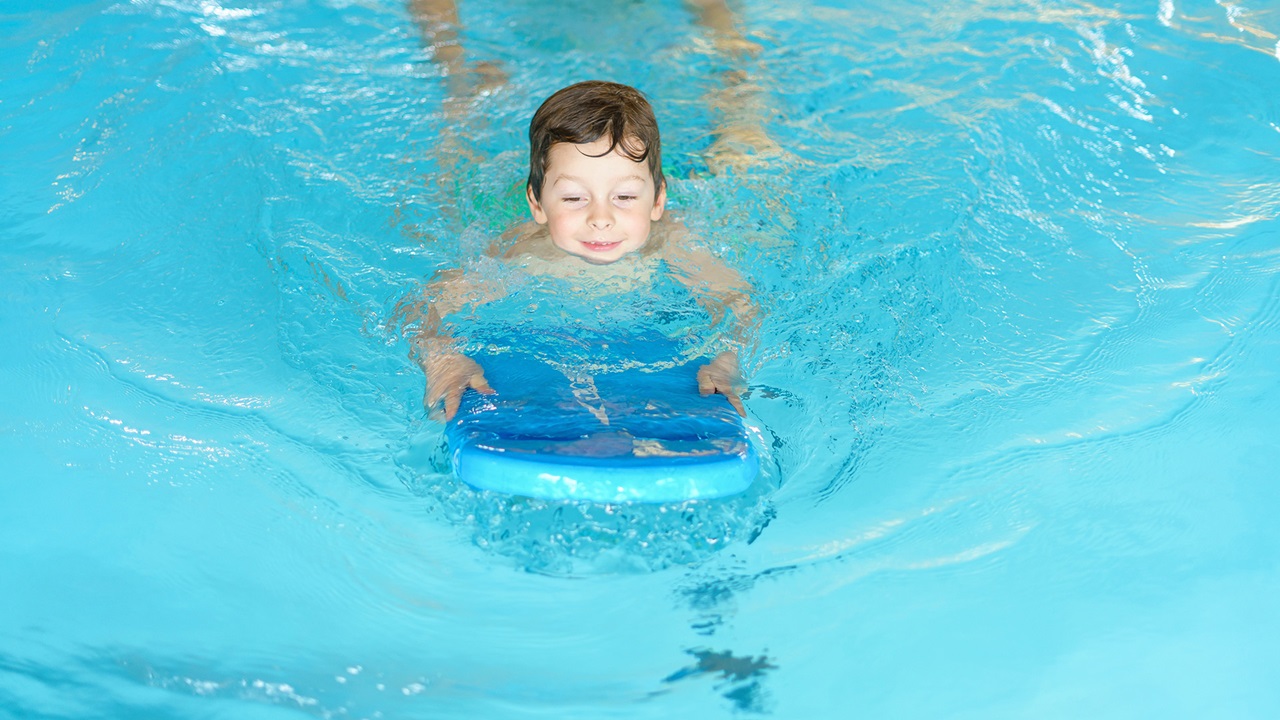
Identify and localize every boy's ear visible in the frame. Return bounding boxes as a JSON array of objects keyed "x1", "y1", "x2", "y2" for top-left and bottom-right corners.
[
  {"x1": 650, "y1": 181, "x2": 667, "y2": 222},
  {"x1": 526, "y1": 184, "x2": 548, "y2": 224}
]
